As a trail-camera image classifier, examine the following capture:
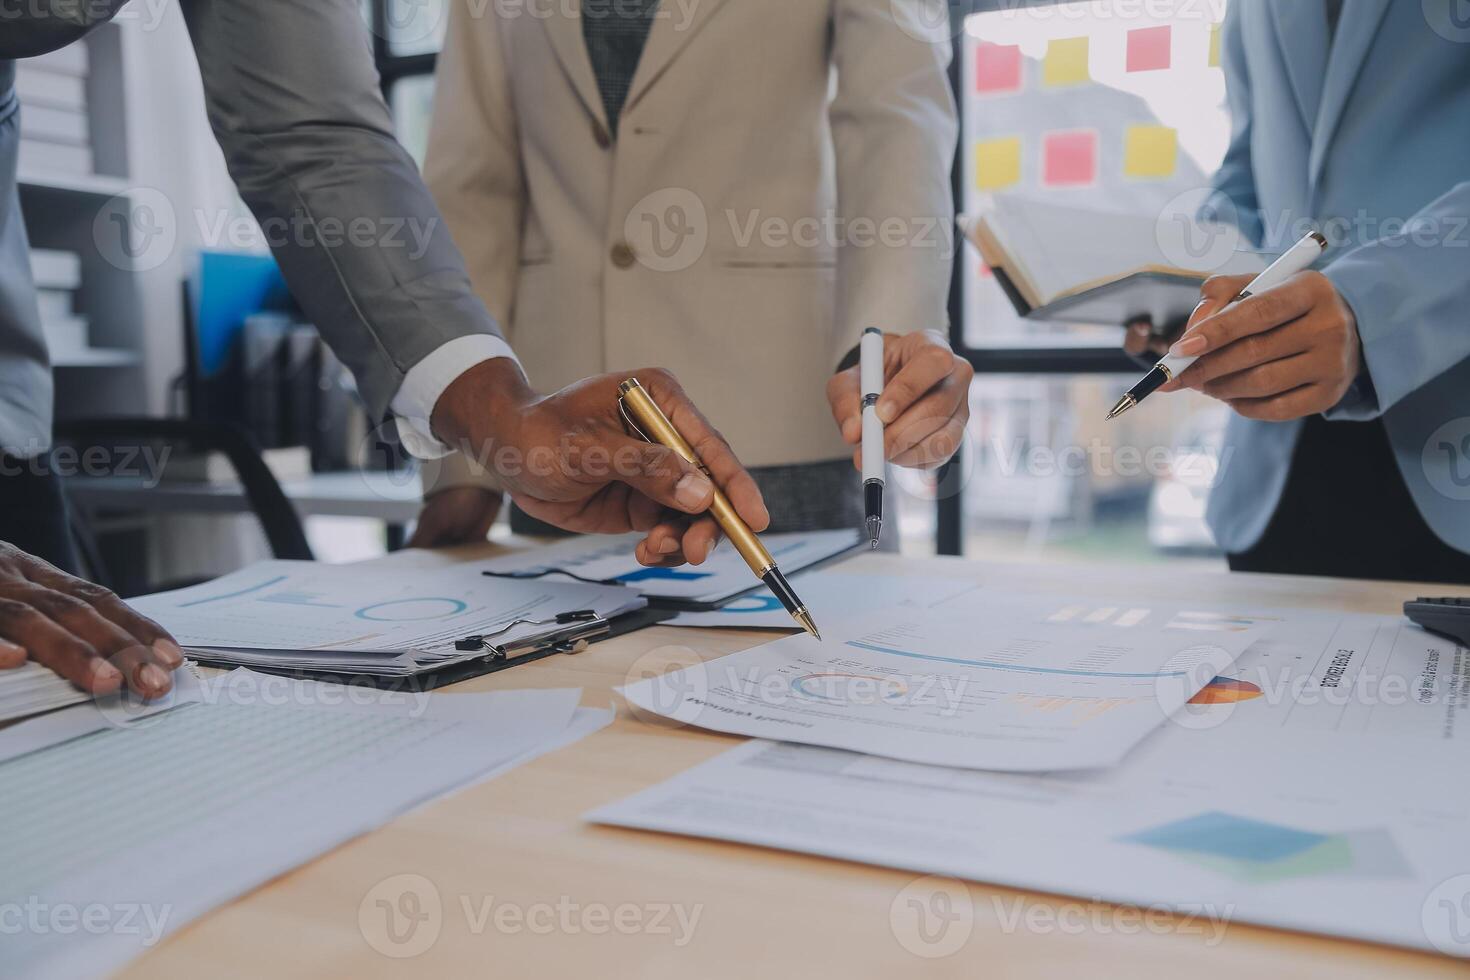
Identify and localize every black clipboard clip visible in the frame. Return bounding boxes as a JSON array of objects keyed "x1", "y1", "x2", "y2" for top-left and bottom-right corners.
[{"x1": 453, "y1": 610, "x2": 608, "y2": 662}]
